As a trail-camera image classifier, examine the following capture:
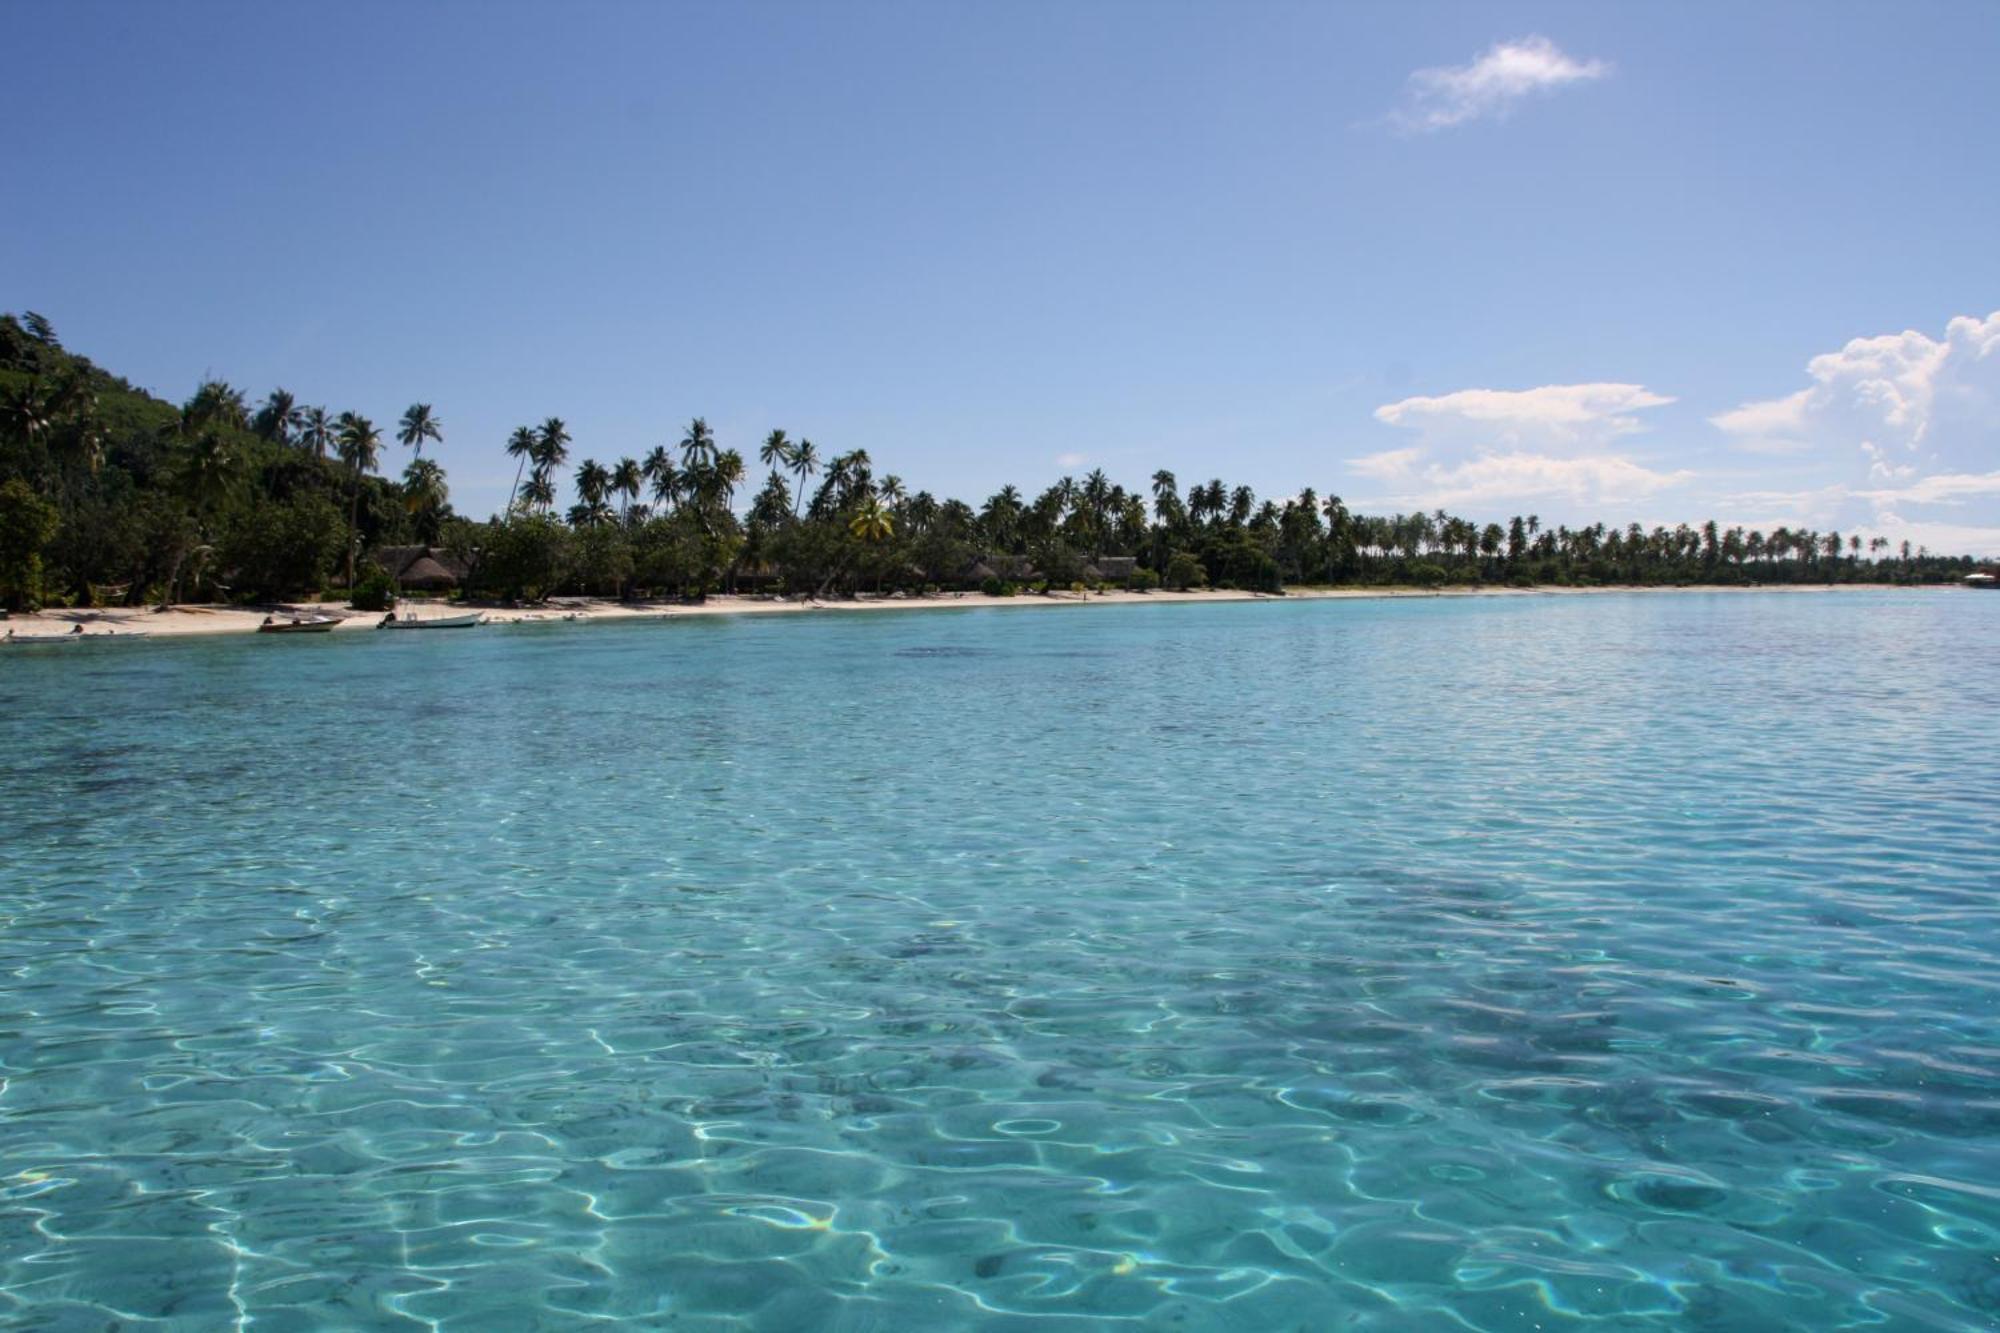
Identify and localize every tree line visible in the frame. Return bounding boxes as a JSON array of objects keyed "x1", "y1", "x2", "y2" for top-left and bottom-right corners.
[{"x1": 0, "y1": 311, "x2": 1983, "y2": 610}]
